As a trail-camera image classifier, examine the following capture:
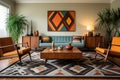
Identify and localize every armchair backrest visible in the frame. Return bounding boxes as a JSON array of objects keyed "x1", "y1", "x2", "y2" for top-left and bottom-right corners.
[
  {"x1": 0, "y1": 37, "x2": 15, "y2": 53},
  {"x1": 110, "y1": 37, "x2": 120, "y2": 52}
]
